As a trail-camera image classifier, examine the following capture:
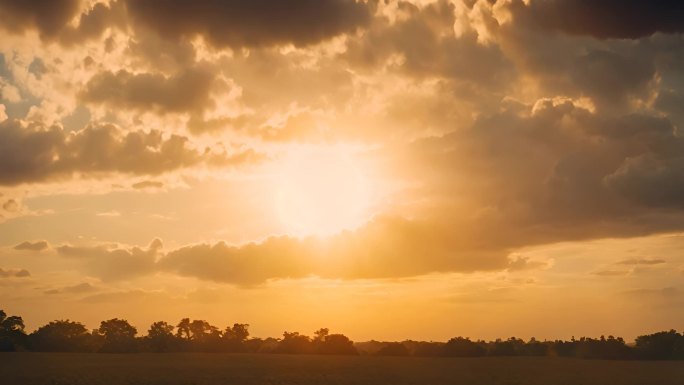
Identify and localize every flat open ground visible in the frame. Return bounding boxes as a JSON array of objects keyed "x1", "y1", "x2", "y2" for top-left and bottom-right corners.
[{"x1": 1, "y1": 353, "x2": 683, "y2": 385}]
